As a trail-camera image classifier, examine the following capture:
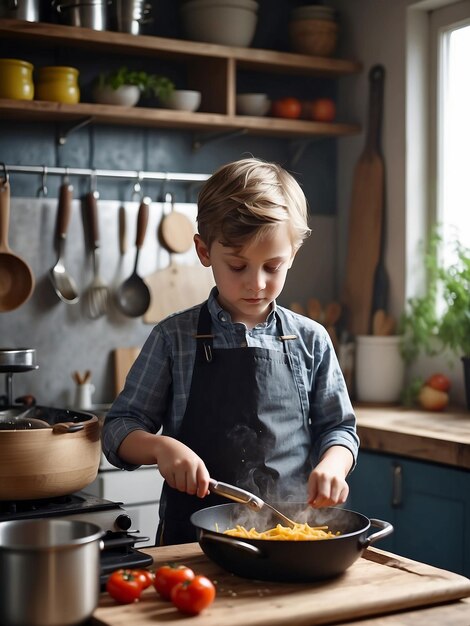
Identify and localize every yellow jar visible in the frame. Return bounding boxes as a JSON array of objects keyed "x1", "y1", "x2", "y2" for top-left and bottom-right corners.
[
  {"x1": 35, "y1": 66, "x2": 80, "y2": 104},
  {"x1": 0, "y1": 58, "x2": 34, "y2": 100}
]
